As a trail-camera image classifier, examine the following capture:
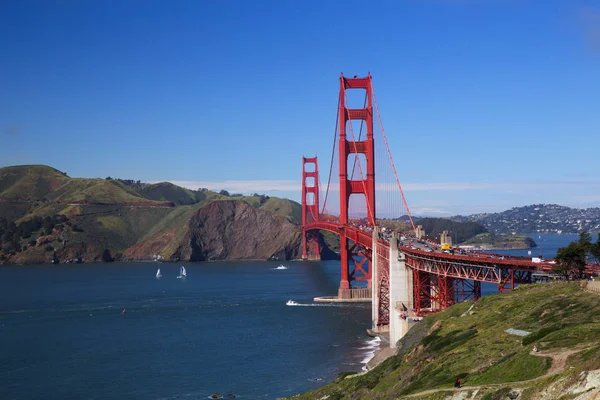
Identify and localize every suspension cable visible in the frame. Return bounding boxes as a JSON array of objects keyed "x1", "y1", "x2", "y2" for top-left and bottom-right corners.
[
  {"x1": 320, "y1": 96, "x2": 340, "y2": 217},
  {"x1": 372, "y1": 84, "x2": 416, "y2": 232}
]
